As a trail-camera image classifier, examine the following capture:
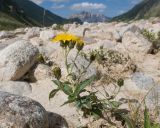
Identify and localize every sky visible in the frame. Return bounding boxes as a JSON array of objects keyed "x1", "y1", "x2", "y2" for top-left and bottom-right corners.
[{"x1": 30, "y1": 0, "x2": 142, "y2": 18}]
